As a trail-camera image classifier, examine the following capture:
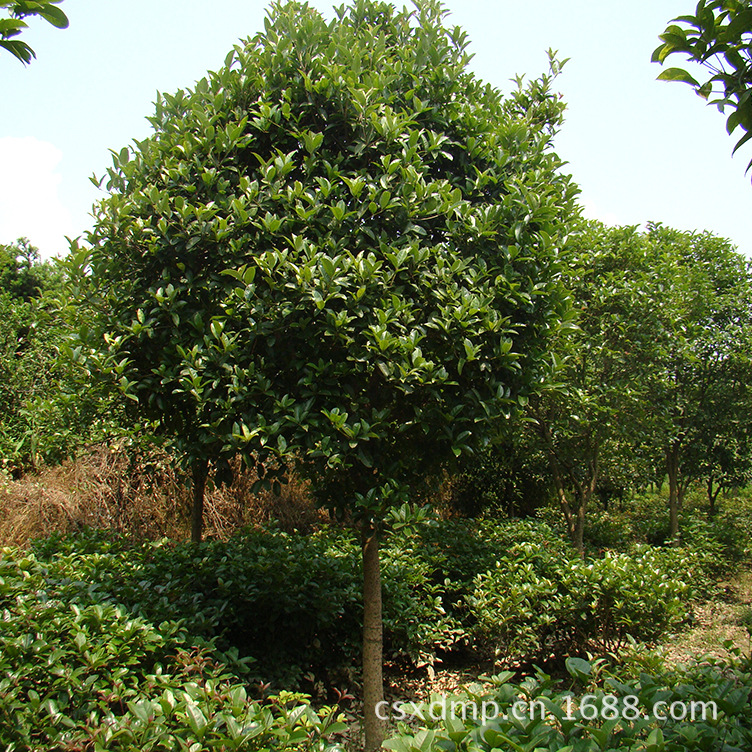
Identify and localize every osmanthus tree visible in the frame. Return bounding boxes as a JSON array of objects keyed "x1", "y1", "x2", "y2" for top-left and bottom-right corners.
[
  {"x1": 0, "y1": 0, "x2": 68, "y2": 64},
  {"x1": 0, "y1": 239, "x2": 75, "y2": 475},
  {"x1": 683, "y1": 390, "x2": 752, "y2": 517},
  {"x1": 526, "y1": 221, "x2": 665, "y2": 554},
  {"x1": 642, "y1": 223, "x2": 752, "y2": 537},
  {"x1": 653, "y1": 0, "x2": 752, "y2": 174},
  {"x1": 74, "y1": 1, "x2": 577, "y2": 747}
]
